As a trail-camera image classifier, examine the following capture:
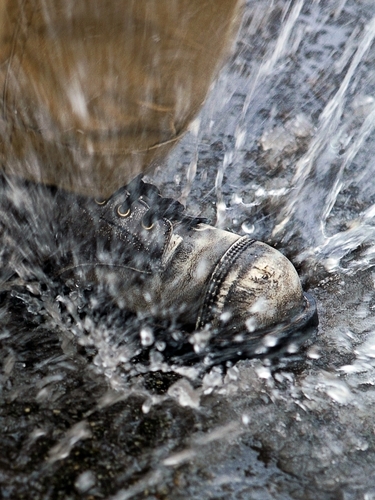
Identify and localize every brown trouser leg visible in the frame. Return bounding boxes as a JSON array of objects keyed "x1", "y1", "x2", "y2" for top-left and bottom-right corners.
[{"x1": 0, "y1": 0, "x2": 242, "y2": 198}]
